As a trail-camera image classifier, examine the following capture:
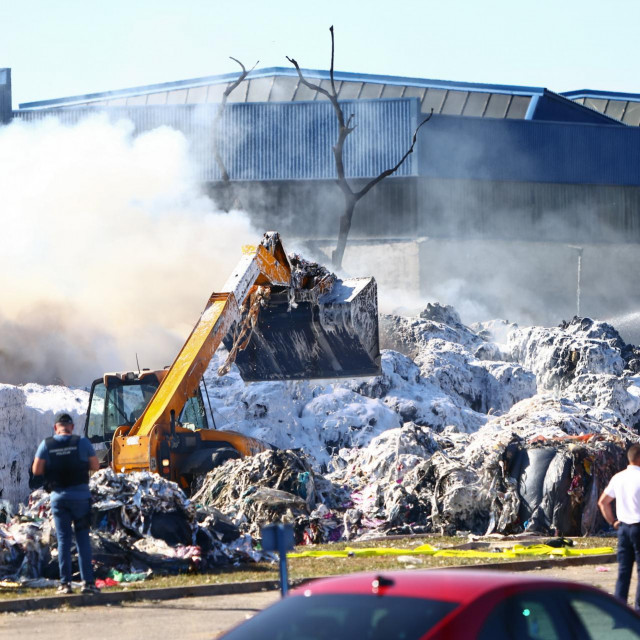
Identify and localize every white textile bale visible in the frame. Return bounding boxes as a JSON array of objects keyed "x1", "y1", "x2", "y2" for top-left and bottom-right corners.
[{"x1": 0, "y1": 383, "x2": 88, "y2": 506}]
